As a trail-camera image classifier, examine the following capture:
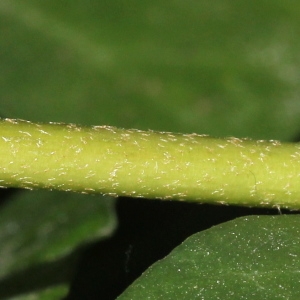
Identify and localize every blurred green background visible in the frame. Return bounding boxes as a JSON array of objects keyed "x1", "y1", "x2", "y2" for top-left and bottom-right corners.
[
  {"x1": 2, "y1": 0, "x2": 300, "y2": 139},
  {"x1": 1, "y1": 0, "x2": 300, "y2": 299}
]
